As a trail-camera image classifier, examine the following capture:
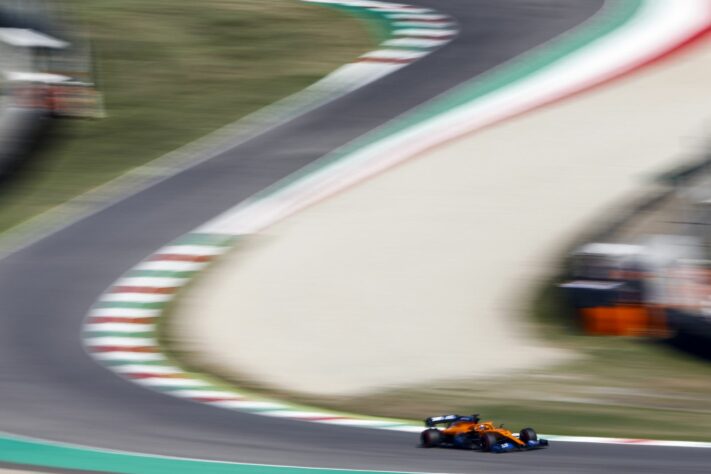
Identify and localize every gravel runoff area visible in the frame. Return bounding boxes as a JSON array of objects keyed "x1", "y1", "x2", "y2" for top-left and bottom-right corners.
[{"x1": 174, "y1": 39, "x2": 711, "y2": 397}]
